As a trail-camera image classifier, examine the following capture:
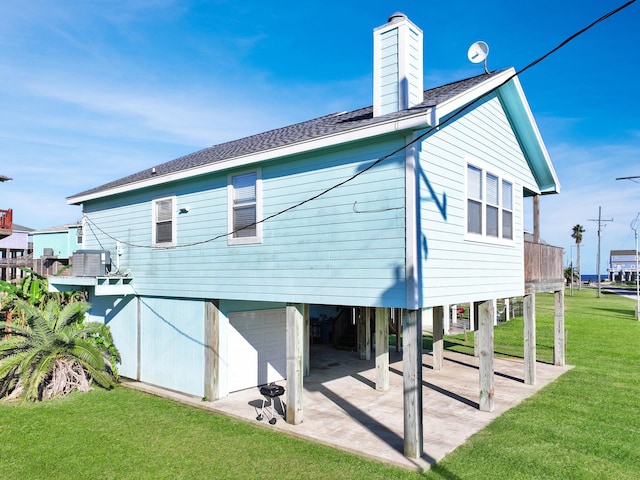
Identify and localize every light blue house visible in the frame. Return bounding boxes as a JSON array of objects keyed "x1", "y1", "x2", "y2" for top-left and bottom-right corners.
[
  {"x1": 53, "y1": 14, "x2": 562, "y2": 458},
  {"x1": 30, "y1": 222, "x2": 83, "y2": 277}
]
